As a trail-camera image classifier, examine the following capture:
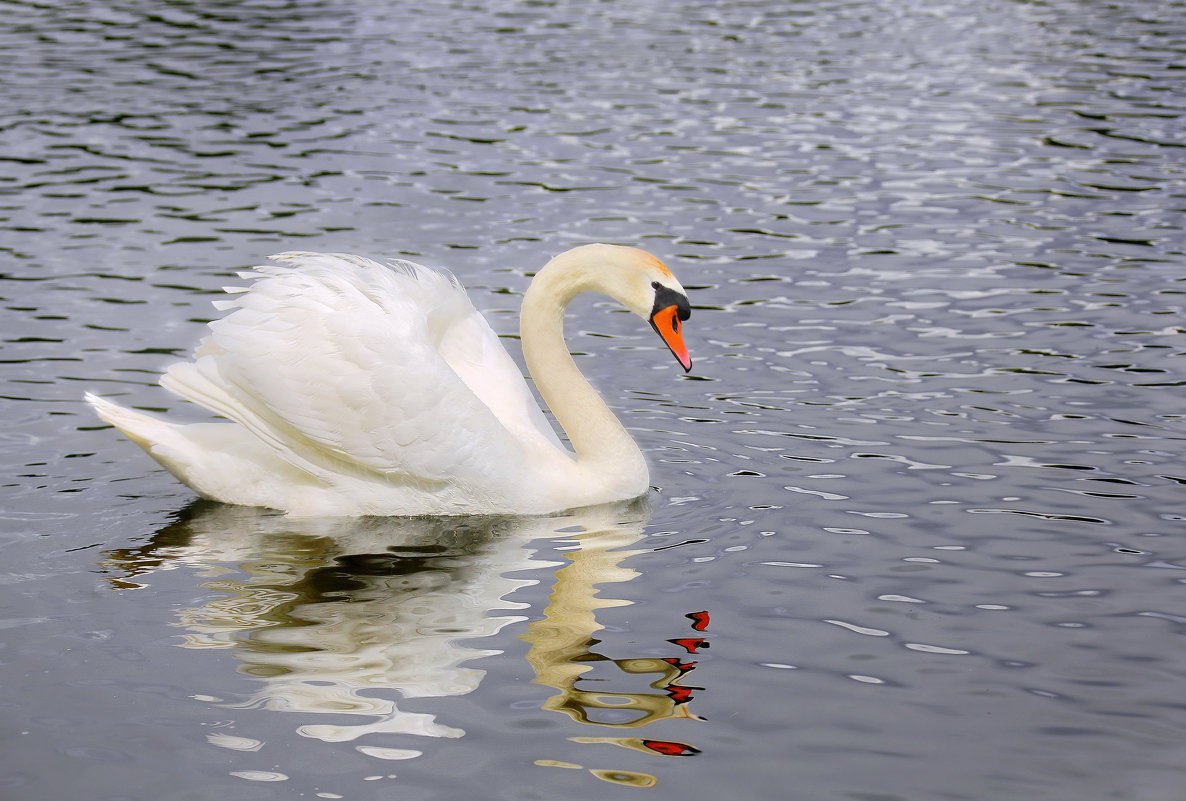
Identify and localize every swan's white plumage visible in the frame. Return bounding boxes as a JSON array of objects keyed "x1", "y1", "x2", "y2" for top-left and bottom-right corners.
[
  {"x1": 167, "y1": 252, "x2": 557, "y2": 478},
  {"x1": 87, "y1": 245, "x2": 691, "y2": 517}
]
